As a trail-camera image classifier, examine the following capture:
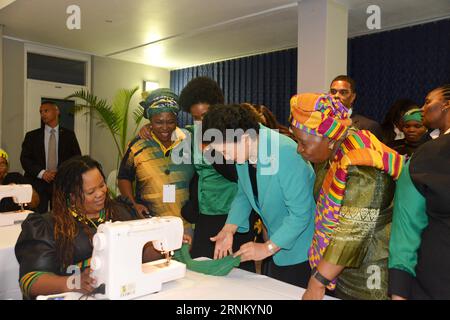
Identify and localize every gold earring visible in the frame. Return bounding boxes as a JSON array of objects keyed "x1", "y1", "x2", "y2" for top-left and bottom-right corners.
[{"x1": 328, "y1": 142, "x2": 335, "y2": 150}]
